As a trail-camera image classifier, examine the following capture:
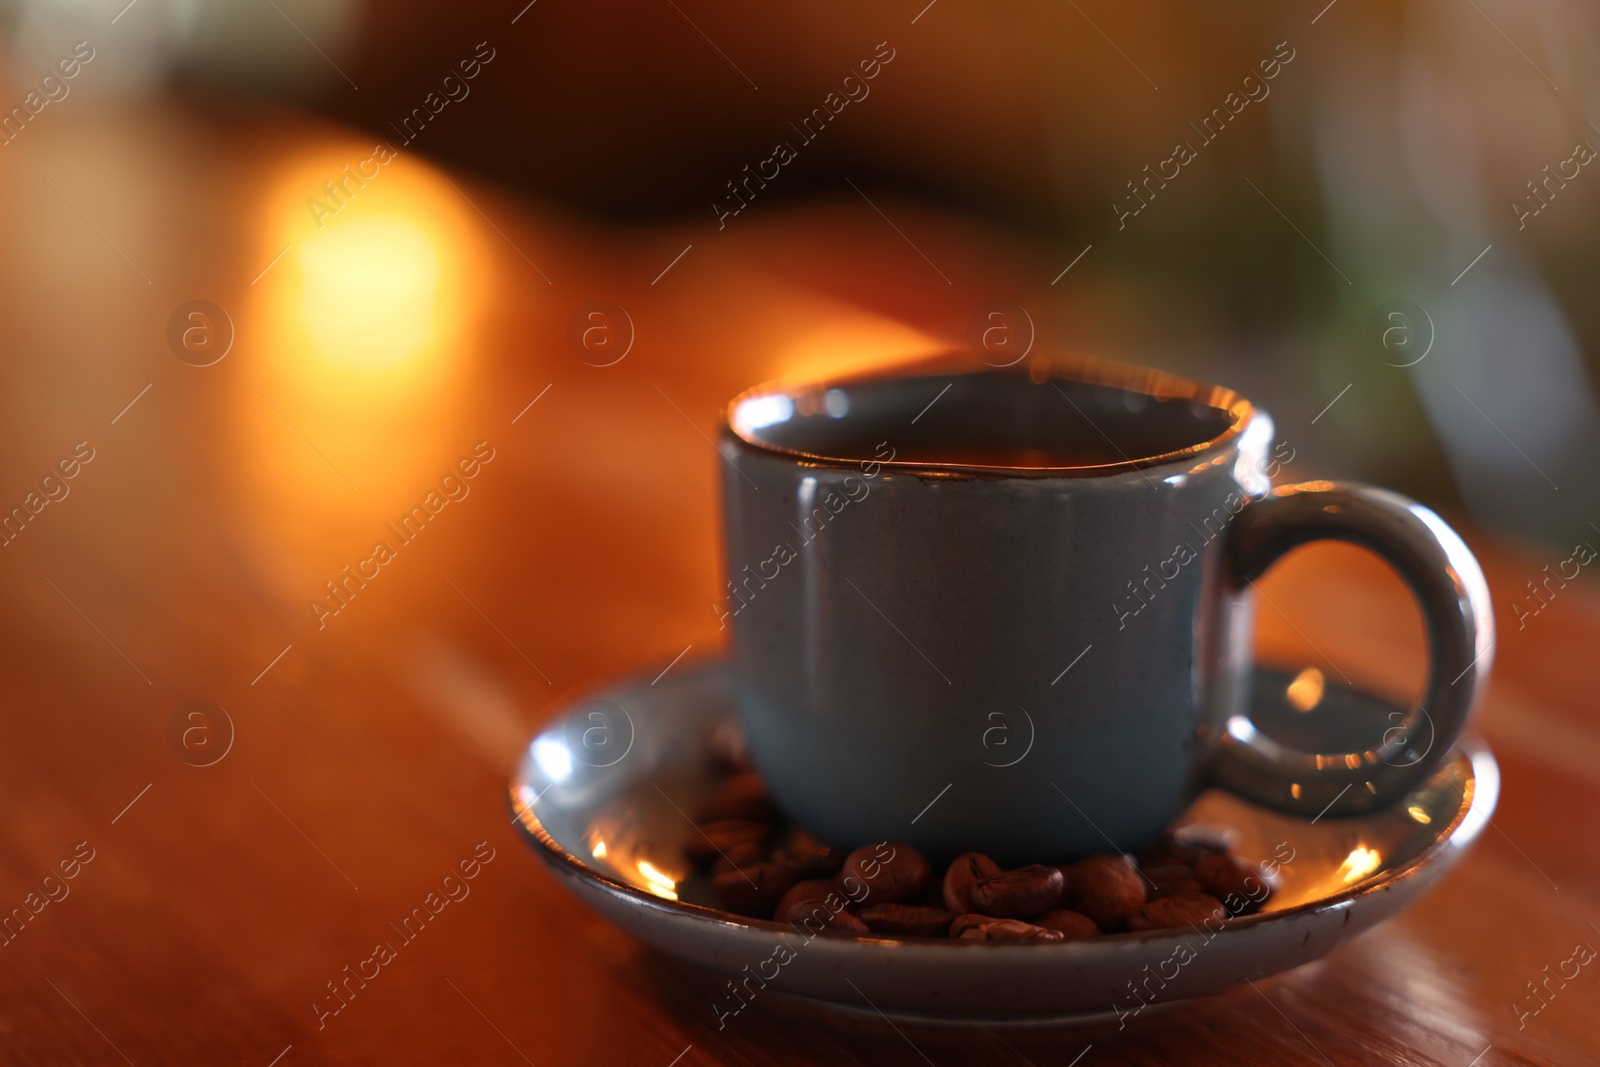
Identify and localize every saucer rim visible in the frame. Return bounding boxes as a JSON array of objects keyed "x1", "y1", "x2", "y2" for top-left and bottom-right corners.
[{"x1": 509, "y1": 660, "x2": 1495, "y2": 953}]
